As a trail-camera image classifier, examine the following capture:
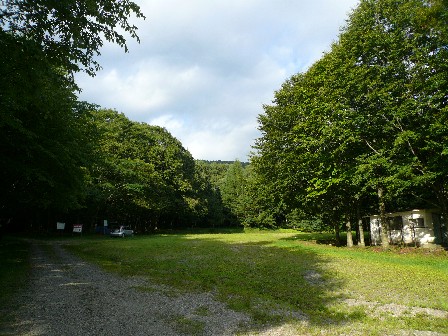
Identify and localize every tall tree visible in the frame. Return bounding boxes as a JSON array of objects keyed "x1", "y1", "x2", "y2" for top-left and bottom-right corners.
[
  {"x1": 219, "y1": 160, "x2": 246, "y2": 225},
  {"x1": 0, "y1": 0, "x2": 145, "y2": 232},
  {"x1": 336, "y1": 0, "x2": 448, "y2": 244},
  {"x1": 192, "y1": 161, "x2": 226, "y2": 227},
  {"x1": 253, "y1": 65, "x2": 362, "y2": 241},
  {"x1": 0, "y1": 32, "x2": 87, "y2": 229}
]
